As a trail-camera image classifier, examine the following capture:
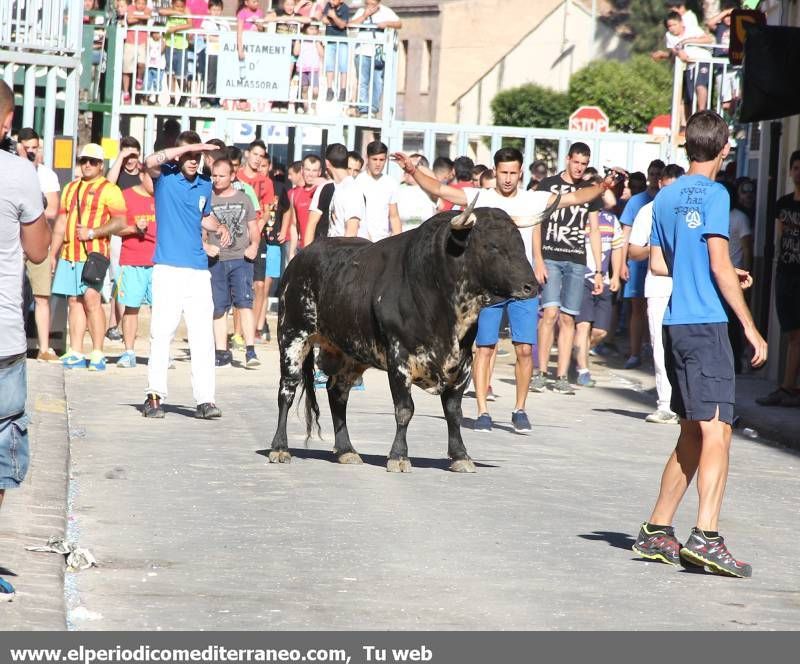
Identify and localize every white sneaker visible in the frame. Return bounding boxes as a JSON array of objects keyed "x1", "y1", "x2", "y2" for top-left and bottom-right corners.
[{"x1": 645, "y1": 410, "x2": 679, "y2": 424}]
